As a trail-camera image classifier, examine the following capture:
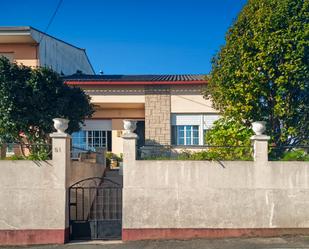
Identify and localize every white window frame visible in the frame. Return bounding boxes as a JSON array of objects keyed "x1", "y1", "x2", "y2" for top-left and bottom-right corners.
[
  {"x1": 71, "y1": 130, "x2": 110, "y2": 159},
  {"x1": 86, "y1": 130, "x2": 108, "y2": 151},
  {"x1": 174, "y1": 125, "x2": 199, "y2": 146},
  {"x1": 171, "y1": 113, "x2": 221, "y2": 146}
]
